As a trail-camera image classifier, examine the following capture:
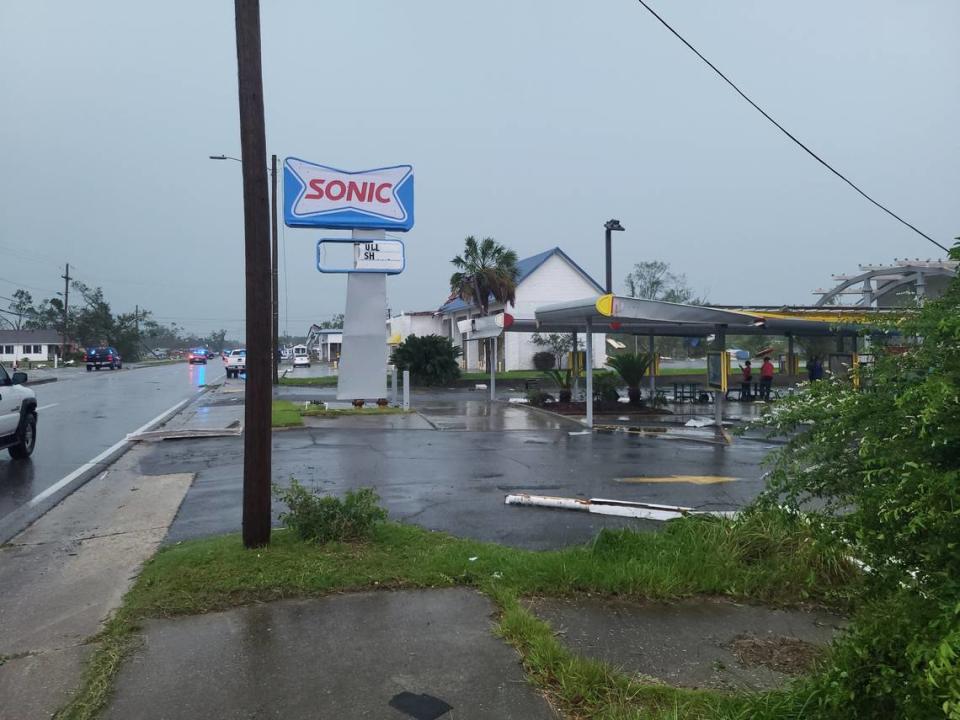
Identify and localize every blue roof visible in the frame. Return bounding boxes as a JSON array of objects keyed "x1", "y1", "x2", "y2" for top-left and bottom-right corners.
[{"x1": 438, "y1": 247, "x2": 603, "y2": 314}]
